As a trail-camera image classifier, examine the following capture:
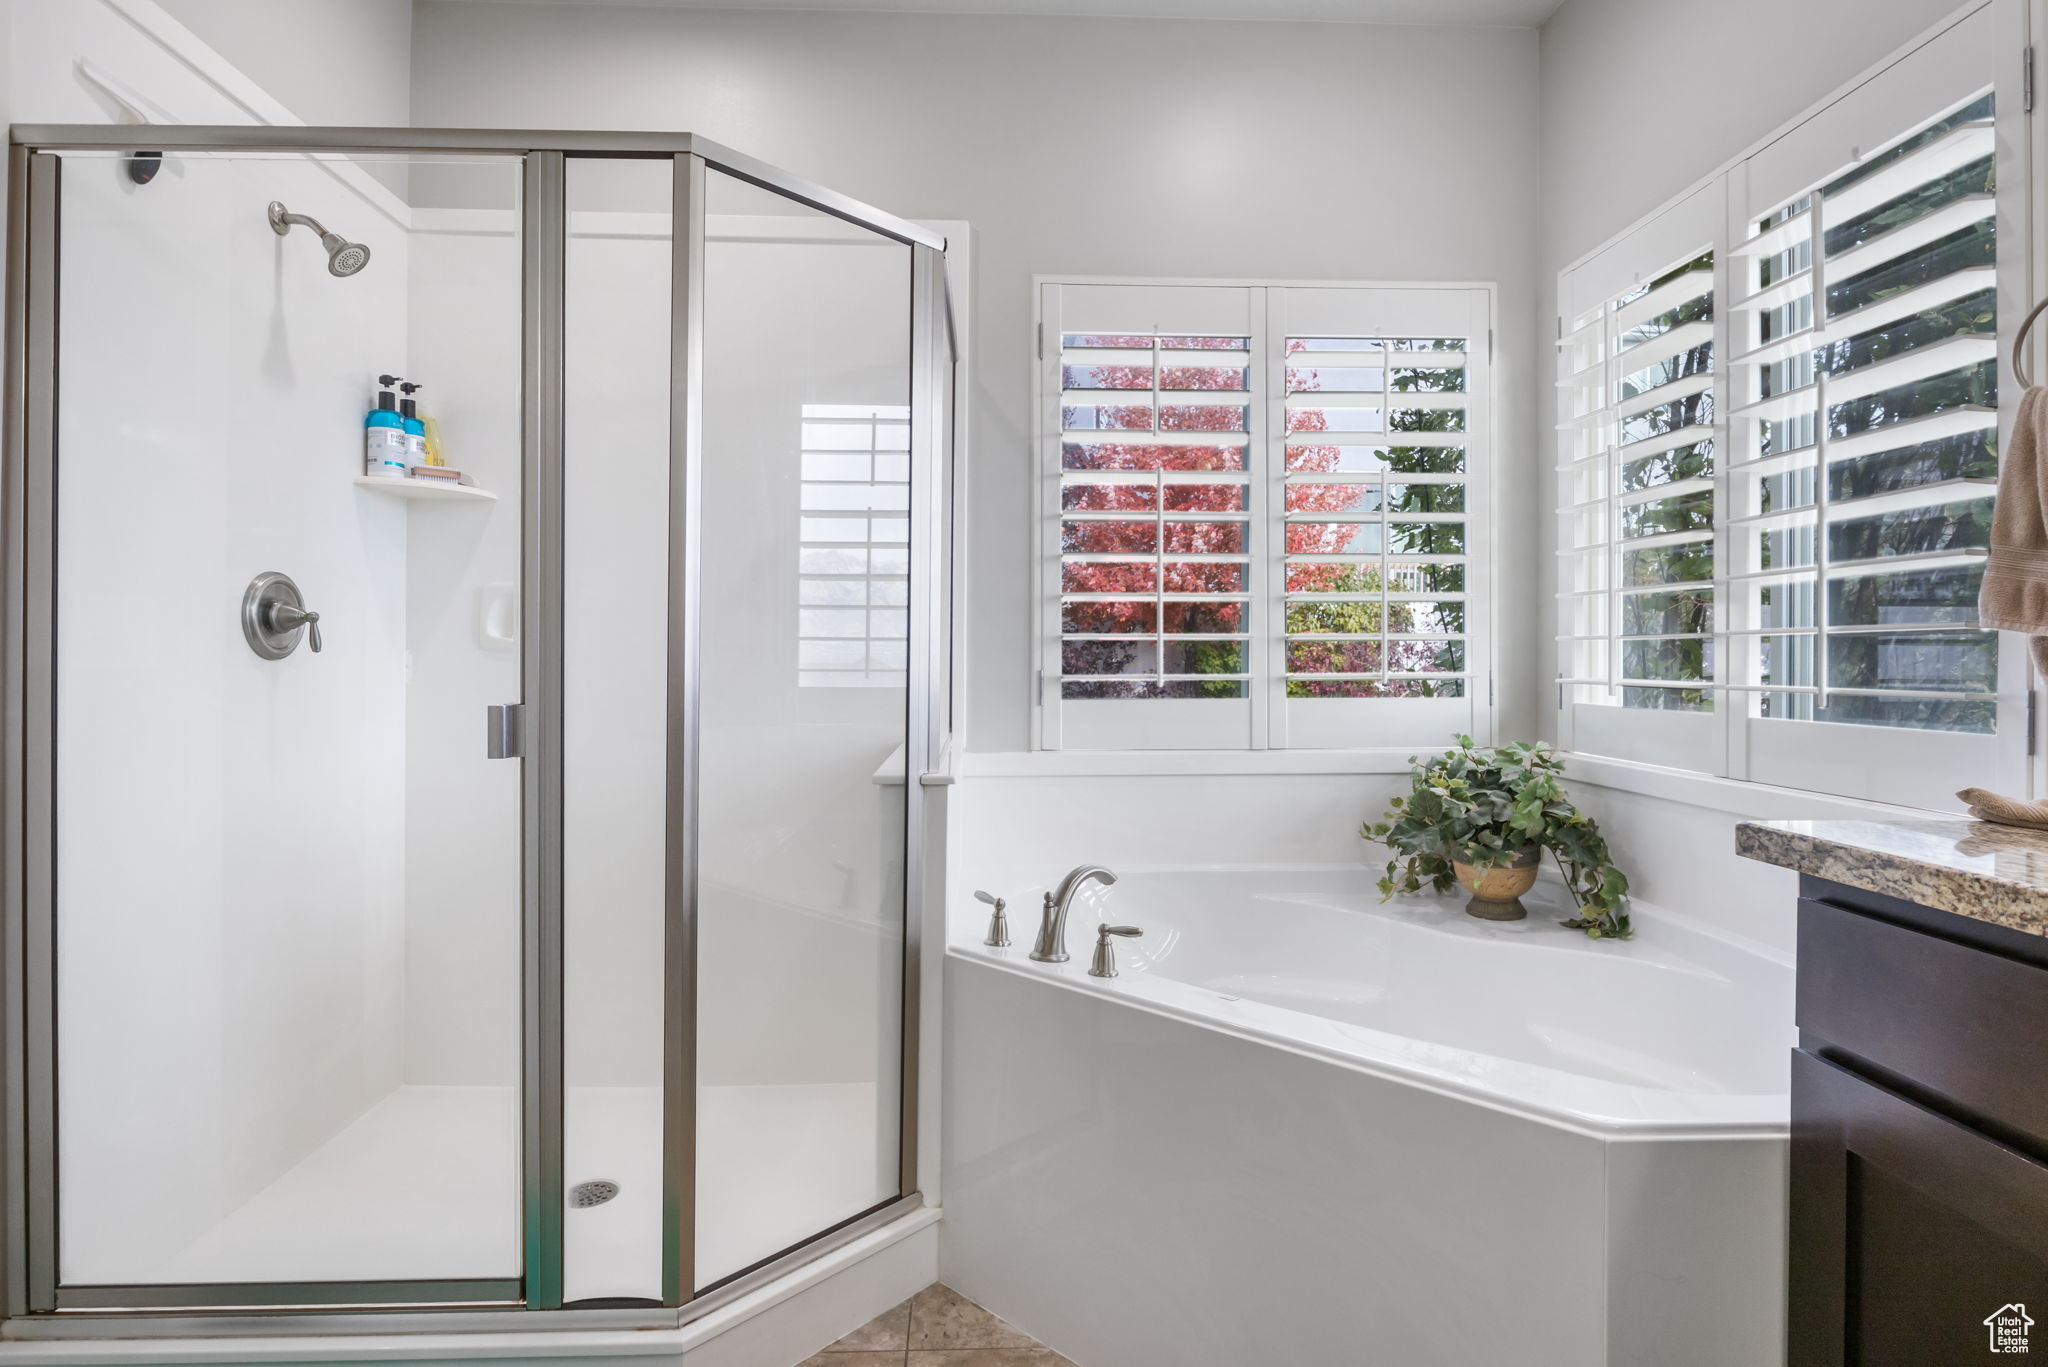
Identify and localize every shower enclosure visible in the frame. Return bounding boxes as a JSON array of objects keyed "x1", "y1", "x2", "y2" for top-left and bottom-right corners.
[{"x1": 0, "y1": 127, "x2": 953, "y2": 1330}]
